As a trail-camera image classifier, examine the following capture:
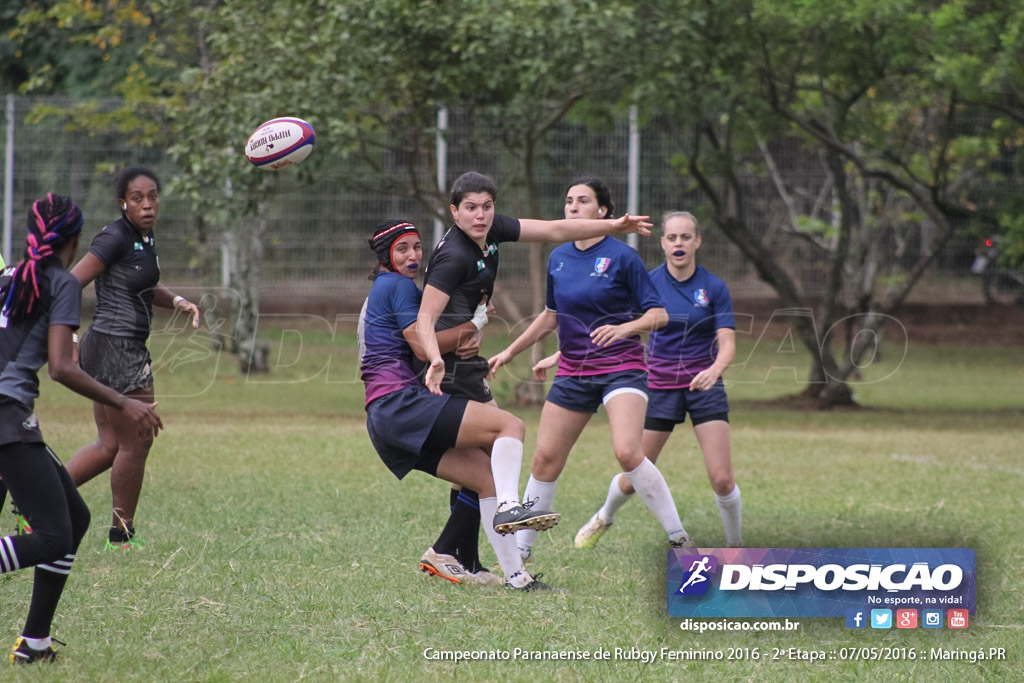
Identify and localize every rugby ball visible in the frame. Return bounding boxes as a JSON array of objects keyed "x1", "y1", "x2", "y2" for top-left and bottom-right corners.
[{"x1": 245, "y1": 117, "x2": 315, "y2": 170}]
